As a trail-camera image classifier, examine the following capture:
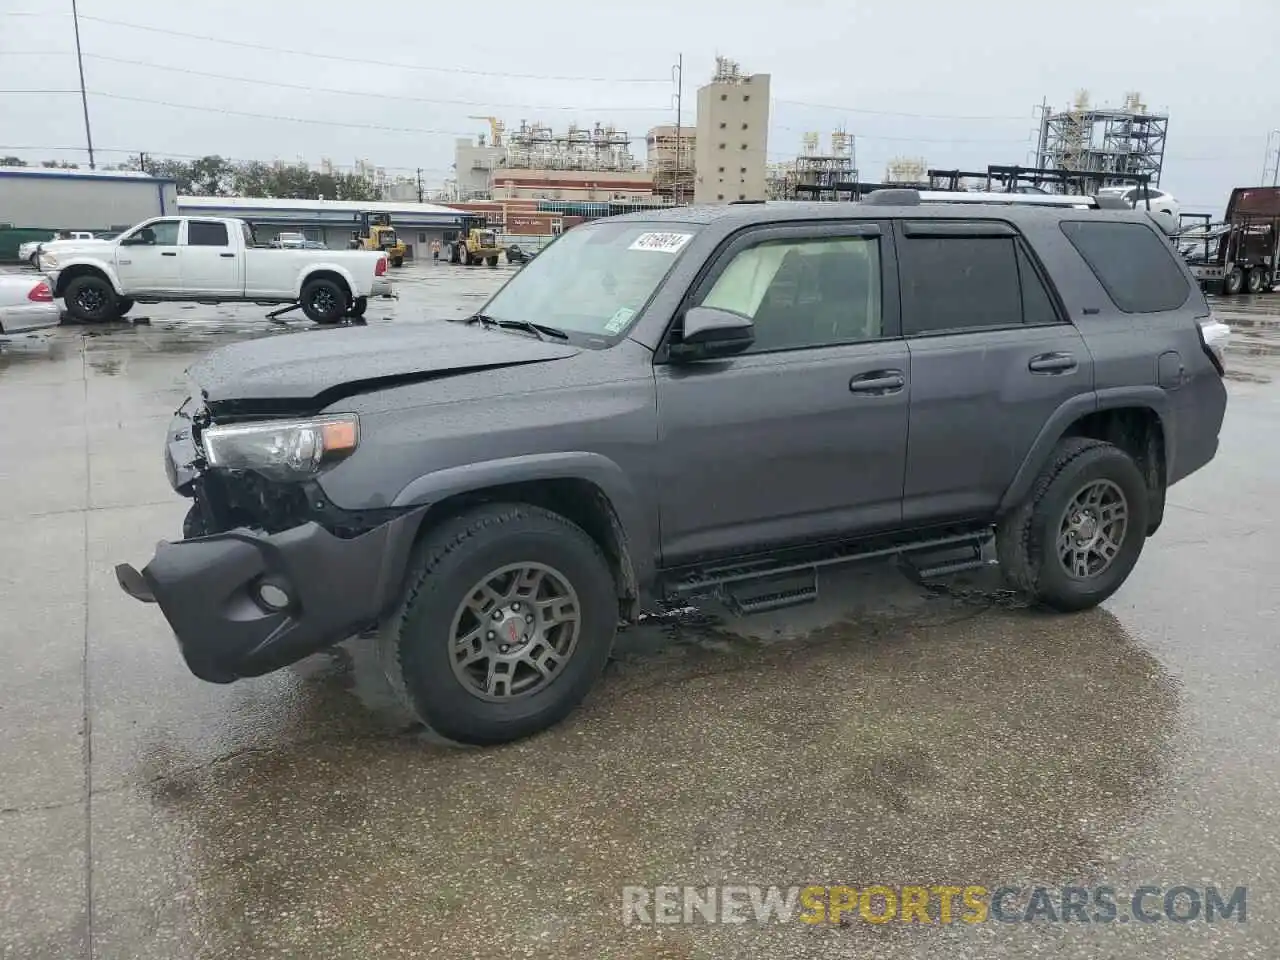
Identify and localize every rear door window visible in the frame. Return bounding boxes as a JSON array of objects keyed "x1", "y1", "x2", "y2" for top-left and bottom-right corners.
[
  {"x1": 898, "y1": 235, "x2": 1022, "y2": 334},
  {"x1": 1060, "y1": 220, "x2": 1190, "y2": 313},
  {"x1": 186, "y1": 221, "x2": 229, "y2": 247}
]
